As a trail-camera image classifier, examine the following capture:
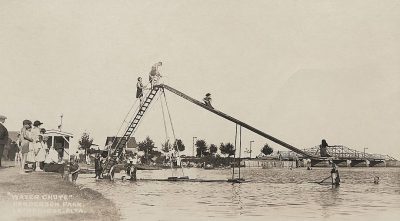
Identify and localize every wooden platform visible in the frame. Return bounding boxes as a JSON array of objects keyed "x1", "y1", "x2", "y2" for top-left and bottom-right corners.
[{"x1": 138, "y1": 178, "x2": 230, "y2": 183}]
